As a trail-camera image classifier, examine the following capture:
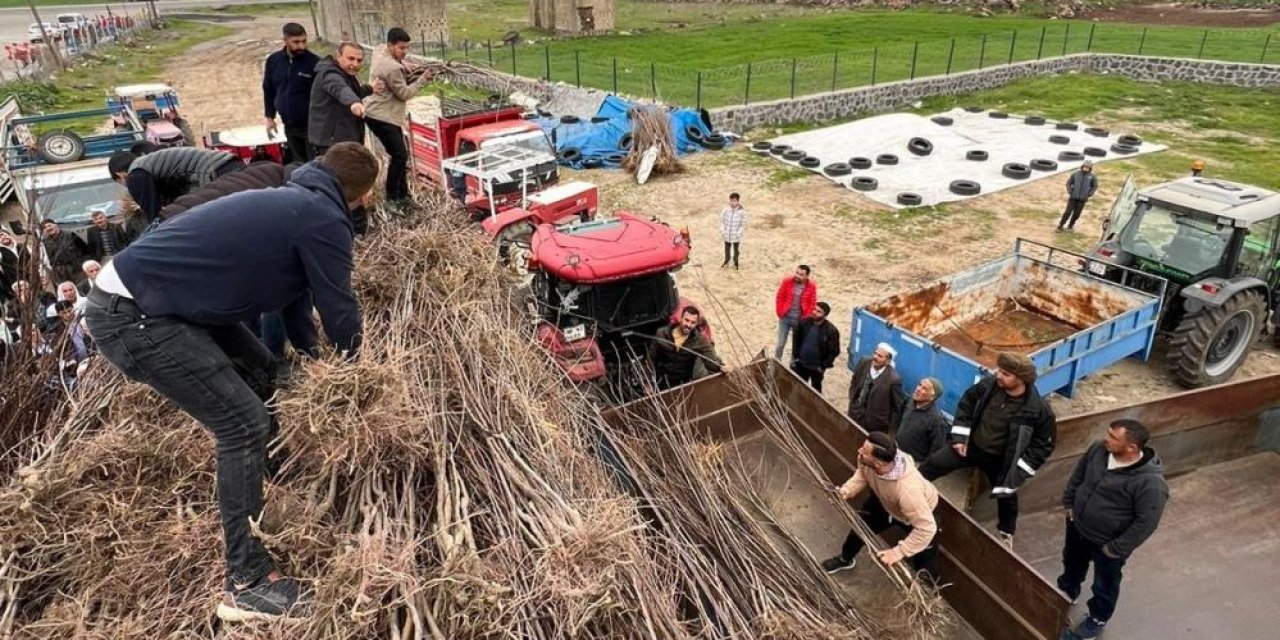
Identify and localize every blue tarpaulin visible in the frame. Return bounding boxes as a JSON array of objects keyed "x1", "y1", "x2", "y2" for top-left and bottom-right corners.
[{"x1": 535, "y1": 96, "x2": 718, "y2": 169}]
